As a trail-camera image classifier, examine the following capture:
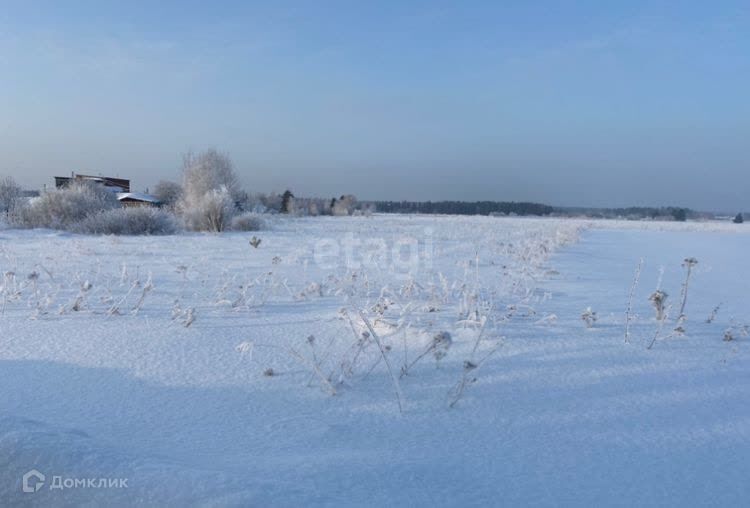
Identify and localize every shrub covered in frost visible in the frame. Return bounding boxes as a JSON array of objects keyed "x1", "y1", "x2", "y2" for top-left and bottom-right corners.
[
  {"x1": 75, "y1": 206, "x2": 178, "y2": 235},
  {"x1": 0, "y1": 176, "x2": 22, "y2": 216},
  {"x1": 16, "y1": 182, "x2": 118, "y2": 229},
  {"x1": 231, "y1": 212, "x2": 265, "y2": 231},
  {"x1": 181, "y1": 187, "x2": 235, "y2": 232}
]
